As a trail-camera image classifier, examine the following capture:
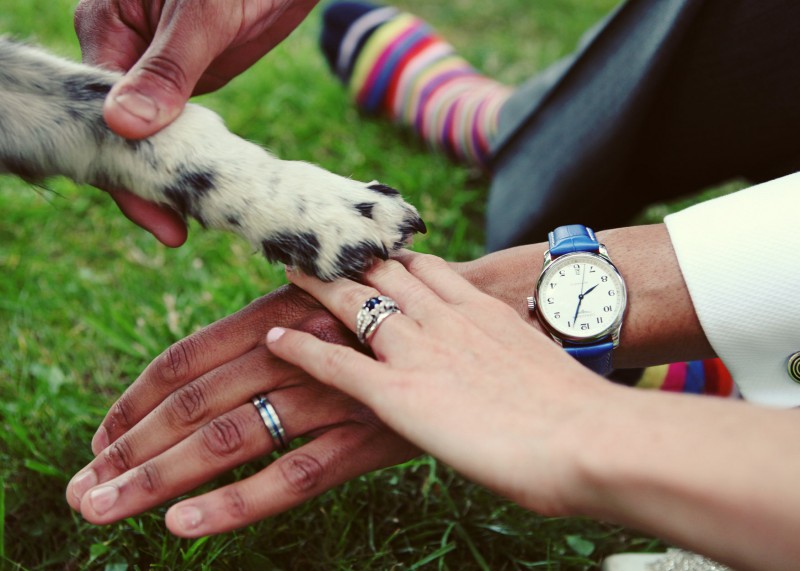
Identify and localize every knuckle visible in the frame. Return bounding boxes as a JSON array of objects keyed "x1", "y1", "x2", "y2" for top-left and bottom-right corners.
[
  {"x1": 368, "y1": 258, "x2": 403, "y2": 279},
  {"x1": 105, "y1": 395, "x2": 135, "y2": 434},
  {"x1": 253, "y1": 285, "x2": 317, "y2": 326},
  {"x1": 154, "y1": 337, "x2": 201, "y2": 387},
  {"x1": 104, "y1": 437, "x2": 135, "y2": 473},
  {"x1": 277, "y1": 453, "x2": 324, "y2": 495},
  {"x1": 134, "y1": 462, "x2": 162, "y2": 495},
  {"x1": 165, "y1": 381, "x2": 209, "y2": 428},
  {"x1": 398, "y1": 281, "x2": 429, "y2": 305},
  {"x1": 201, "y1": 415, "x2": 246, "y2": 458},
  {"x1": 321, "y1": 345, "x2": 352, "y2": 378},
  {"x1": 405, "y1": 252, "x2": 446, "y2": 274},
  {"x1": 222, "y1": 487, "x2": 250, "y2": 520},
  {"x1": 137, "y1": 54, "x2": 190, "y2": 96}
]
